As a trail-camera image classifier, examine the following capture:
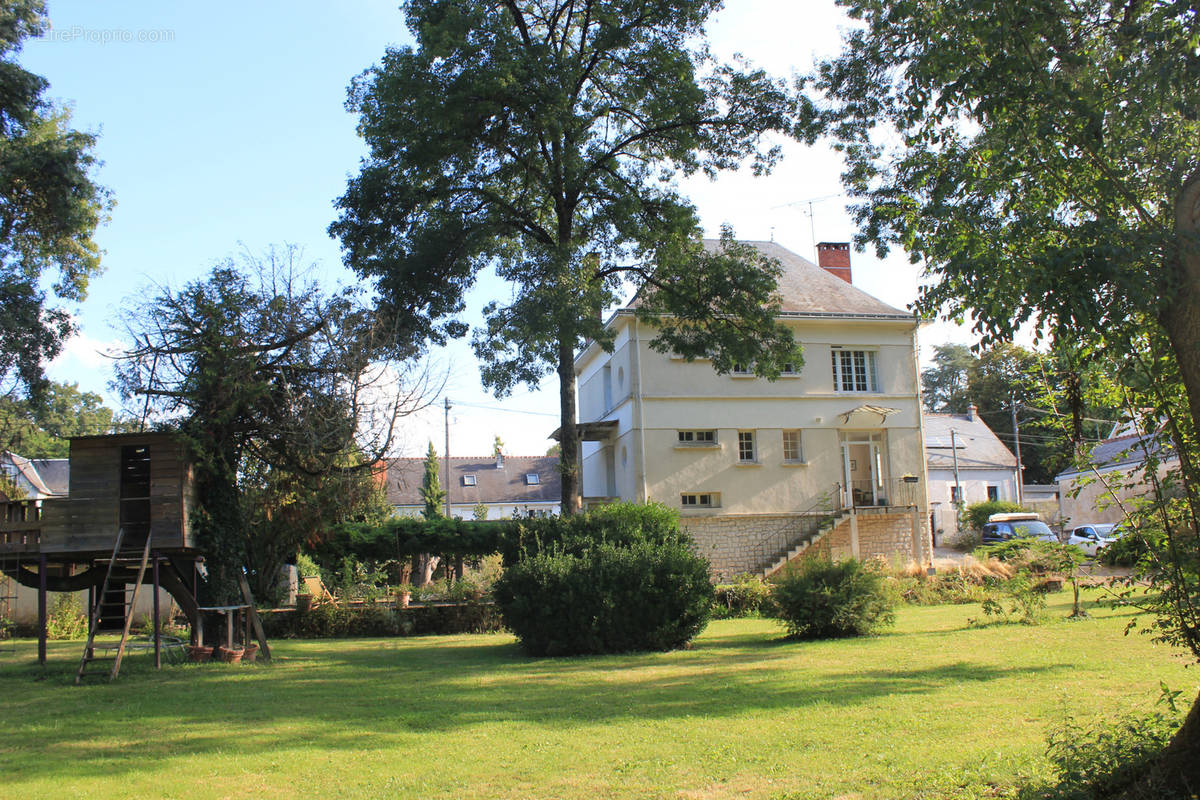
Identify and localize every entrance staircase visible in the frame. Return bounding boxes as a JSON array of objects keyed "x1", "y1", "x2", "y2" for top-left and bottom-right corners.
[{"x1": 751, "y1": 485, "x2": 849, "y2": 577}]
